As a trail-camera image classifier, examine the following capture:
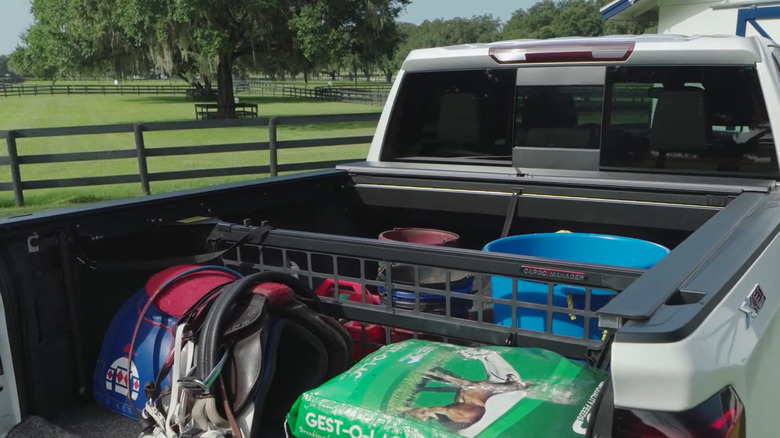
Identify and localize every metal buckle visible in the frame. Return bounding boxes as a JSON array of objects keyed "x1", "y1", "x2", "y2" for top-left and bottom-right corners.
[{"x1": 178, "y1": 351, "x2": 229, "y2": 396}]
